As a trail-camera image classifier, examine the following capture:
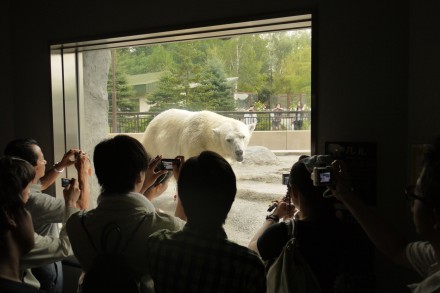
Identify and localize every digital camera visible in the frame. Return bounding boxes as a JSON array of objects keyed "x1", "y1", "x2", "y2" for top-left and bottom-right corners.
[
  {"x1": 61, "y1": 178, "x2": 72, "y2": 188},
  {"x1": 312, "y1": 166, "x2": 335, "y2": 186},
  {"x1": 160, "y1": 158, "x2": 178, "y2": 171},
  {"x1": 282, "y1": 173, "x2": 290, "y2": 185}
]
